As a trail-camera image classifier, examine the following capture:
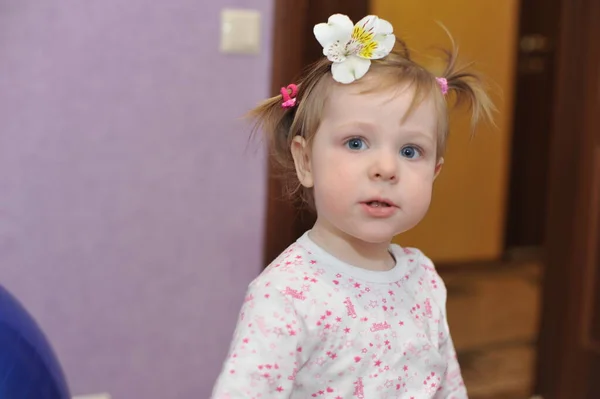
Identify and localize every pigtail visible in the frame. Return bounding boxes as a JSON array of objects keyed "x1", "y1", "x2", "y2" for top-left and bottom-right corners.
[
  {"x1": 437, "y1": 28, "x2": 497, "y2": 134},
  {"x1": 247, "y1": 87, "x2": 298, "y2": 179},
  {"x1": 246, "y1": 58, "x2": 331, "y2": 207}
]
